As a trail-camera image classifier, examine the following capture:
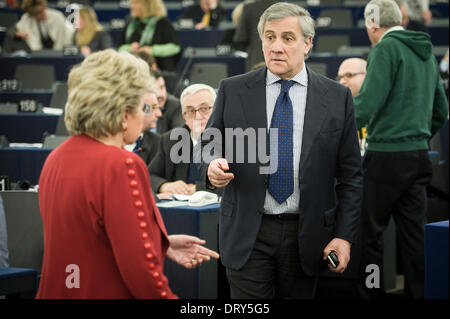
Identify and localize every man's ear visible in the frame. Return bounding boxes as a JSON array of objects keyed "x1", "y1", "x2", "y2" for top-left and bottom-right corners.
[{"x1": 304, "y1": 37, "x2": 313, "y2": 56}]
